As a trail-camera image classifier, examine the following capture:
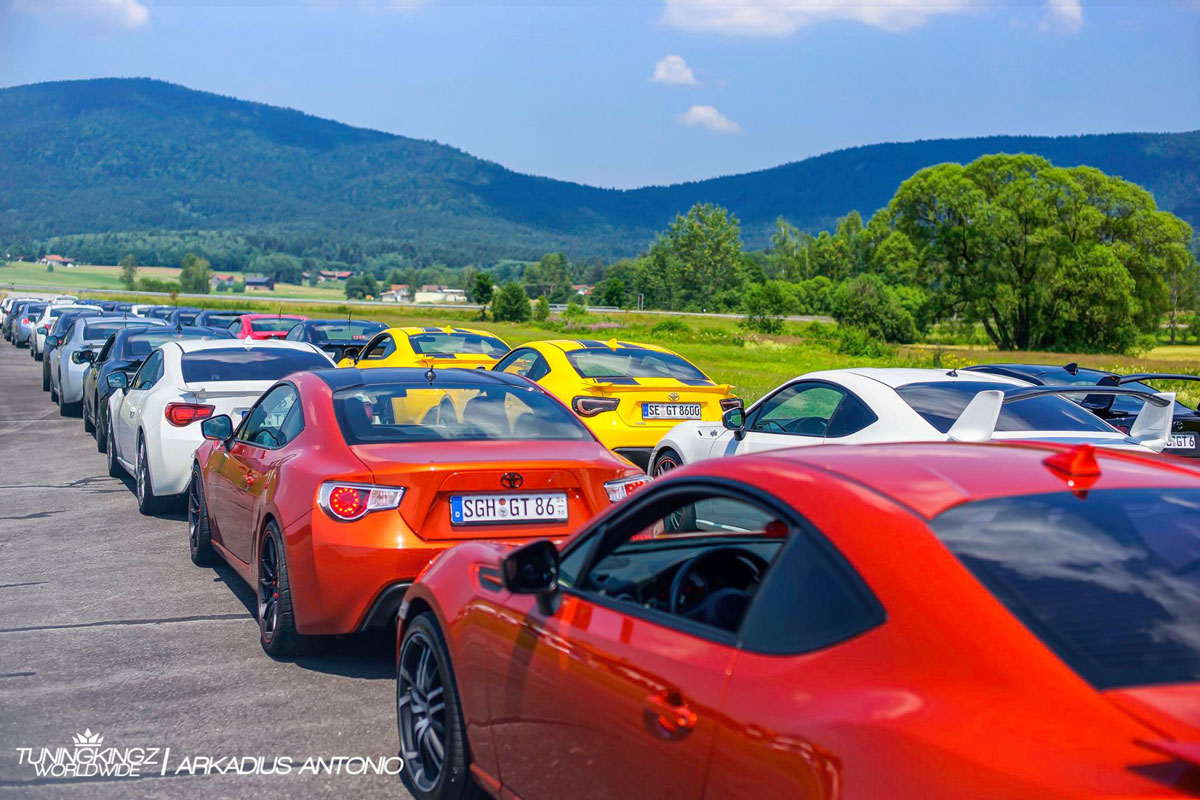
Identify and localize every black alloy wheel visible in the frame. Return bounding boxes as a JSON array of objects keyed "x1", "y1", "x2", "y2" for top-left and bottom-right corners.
[{"x1": 187, "y1": 467, "x2": 217, "y2": 566}]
